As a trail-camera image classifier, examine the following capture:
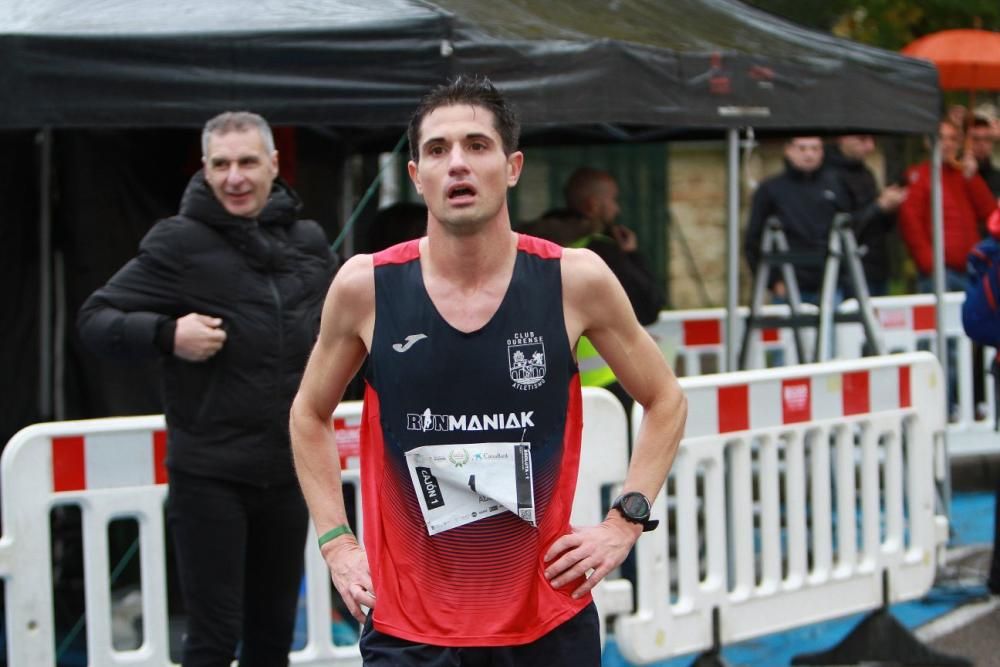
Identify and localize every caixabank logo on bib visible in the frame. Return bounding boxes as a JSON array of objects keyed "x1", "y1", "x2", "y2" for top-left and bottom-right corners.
[{"x1": 507, "y1": 331, "x2": 546, "y2": 391}]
